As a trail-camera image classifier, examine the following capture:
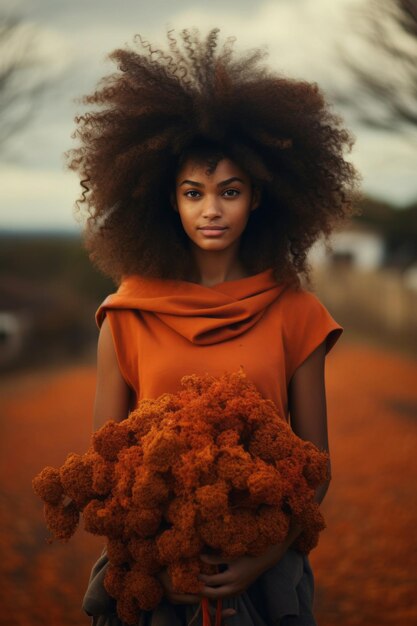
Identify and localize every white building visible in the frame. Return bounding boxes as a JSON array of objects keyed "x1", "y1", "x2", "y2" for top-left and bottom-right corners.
[{"x1": 308, "y1": 224, "x2": 386, "y2": 271}]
